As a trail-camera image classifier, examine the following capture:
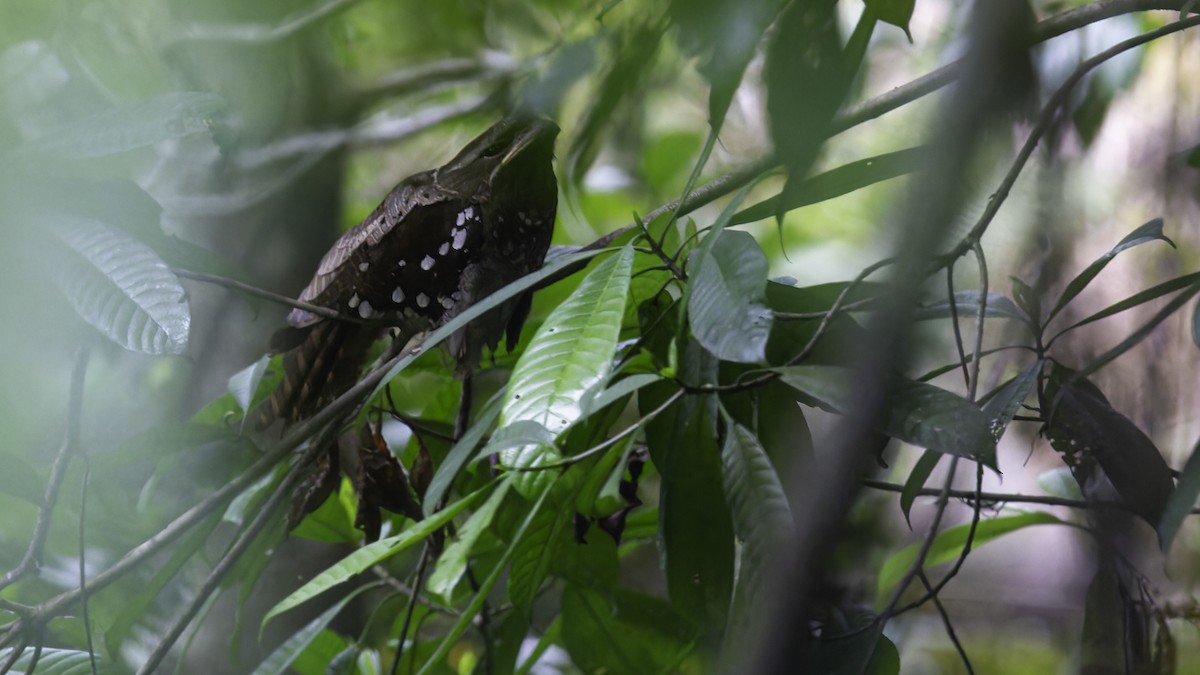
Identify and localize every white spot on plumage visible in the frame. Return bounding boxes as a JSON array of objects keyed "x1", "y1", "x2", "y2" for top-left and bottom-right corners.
[
  {"x1": 398, "y1": 259, "x2": 407, "y2": 268},
  {"x1": 358, "y1": 262, "x2": 369, "y2": 272},
  {"x1": 416, "y1": 293, "x2": 429, "y2": 308},
  {"x1": 438, "y1": 242, "x2": 450, "y2": 255},
  {"x1": 452, "y1": 227, "x2": 467, "y2": 250},
  {"x1": 463, "y1": 206, "x2": 474, "y2": 219},
  {"x1": 456, "y1": 211, "x2": 466, "y2": 226},
  {"x1": 348, "y1": 293, "x2": 360, "y2": 309},
  {"x1": 392, "y1": 287, "x2": 405, "y2": 303},
  {"x1": 421, "y1": 255, "x2": 435, "y2": 270},
  {"x1": 358, "y1": 300, "x2": 374, "y2": 319},
  {"x1": 439, "y1": 295, "x2": 453, "y2": 309}
]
